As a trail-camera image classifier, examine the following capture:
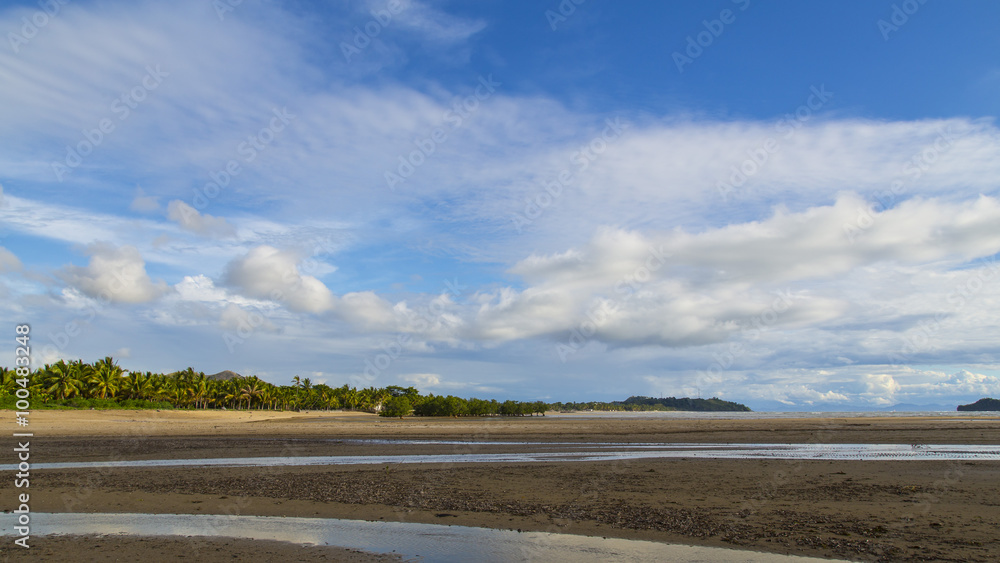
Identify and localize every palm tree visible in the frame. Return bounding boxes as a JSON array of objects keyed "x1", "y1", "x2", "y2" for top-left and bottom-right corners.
[
  {"x1": 259, "y1": 386, "x2": 274, "y2": 410},
  {"x1": 149, "y1": 372, "x2": 169, "y2": 401},
  {"x1": 123, "y1": 371, "x2": 153, "y2": 401},
  {"x1": 221, "y1": 379, "x2": 240, "y2": 409},
  {"x1": 191, "y1": 376, "x2": 211, "y2": 409},
  {"x1": 44, "y1": 361, "x2": 83, "y2": 400},
  {"x1": 342, "y1": 387, "x2": 359, "y2": 410},
  {"x1": 374, "y1": 389, "x2": 391, "y2": 413},
  {"x1": 69, "y1": 360, "x2": 95, "y2": 397},
  {"x1": 166, "y1": 373, "x2": 193, "y2": 407},
  {"x1": 0, "y1": 367, "x2": 15, "y2": 397},
  {"x1": 359, "y1": 387, "x2": 377, "y2": 412},
  {"x1": 238, "y1": 378, "x2": 262, "y2": 410},
  {"x1": 325, "y1": 393, "x2": 340, "y2": 411},
  {"x1": 90, "y1": 357, "x2": 123, "y2": 399}
]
